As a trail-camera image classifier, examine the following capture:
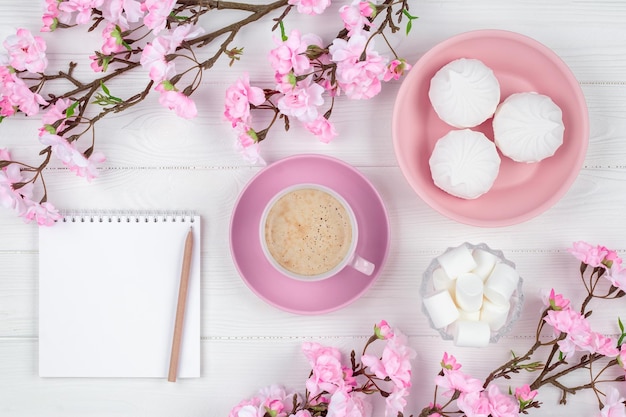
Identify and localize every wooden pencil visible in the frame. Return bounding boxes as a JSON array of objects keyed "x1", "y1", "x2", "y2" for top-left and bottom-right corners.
[{"x1": 168, "y1": 226, "x2": 194, "y2": 382}]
